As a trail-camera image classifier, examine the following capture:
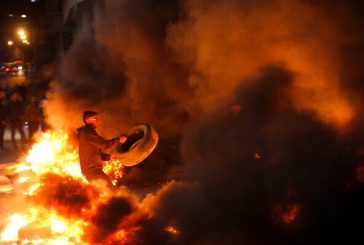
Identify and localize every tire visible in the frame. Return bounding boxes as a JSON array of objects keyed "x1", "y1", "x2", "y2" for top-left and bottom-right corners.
[{"x1": 105, "y1": 124, "x2": 159, "y2": 167}]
